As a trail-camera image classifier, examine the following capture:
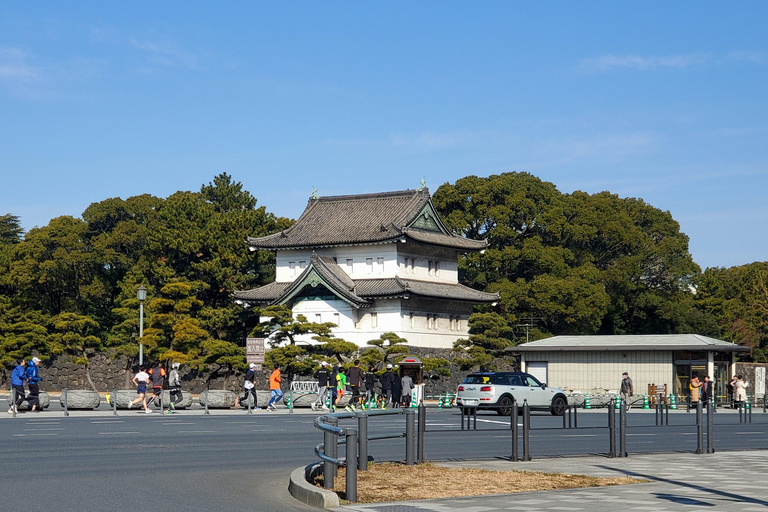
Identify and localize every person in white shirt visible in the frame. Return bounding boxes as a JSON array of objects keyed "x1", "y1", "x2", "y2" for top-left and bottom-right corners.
[{"x1": 128, "y1": 365, "x2": 151, "y2": 413}]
